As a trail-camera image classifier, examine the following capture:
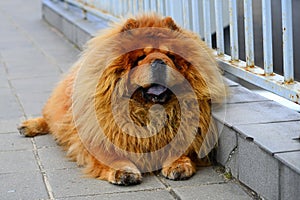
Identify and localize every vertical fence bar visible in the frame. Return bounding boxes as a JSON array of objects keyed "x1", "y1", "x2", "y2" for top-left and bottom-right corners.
[
  {"x1": 262, "y1": 0, "x2": 273, "y2": 75},
  {"x1": 108, "y1": 0, "x2": 112, "y2": 15},
  {"x1": 182, "y1": 0, "x2": 190, "y2": 29},
  {"x1": 165, "y1": 0, "x2": 183, "y2": 27},
  {"x1": 150, "y1": 0, "x2": 157, "y2": 12},
  {"x1": 203, "y1": 0, "x2": 212, "y2": 48},
  {"x1": 157, "y1": 0, "x2": 165, "y2": 15},
  {"x1": 214, "y1": 0, "x2": 224, "y2": 55},
  {"x1": 117, "y1": 0, "x2": 122, "y2": 17},
  {"x1": 165, "y1": 0, "x2": 172, "y2": 17},
  {"x1": 229, "y1": 0, "x2": 239, "y2": 61},
  {"x1": 144, "y1": 0, "x2": 150, "y2": 12},
  {"x1": 191, "y1": 0, "x2": 201, "y2": 35},
  {"x1": 112, "y1": 0, "x2": 116, "y2": 16},
  {"x1": 136, "y1": 0, "x2": 142, "y2": 13},
  {"x1": 282, "y1": 0, "x2": 294, "y2": 83},
  {"x1": 244, "y1": 0, "x2": 255, "y2": 67},
  {"x1": 118, "y1": 0, "x2": 123, "y2": 17},
  {"x1": 129, "y1": 0, "x2": 134, "y2": 15},
  {"x1": 122, "y1": 0, "x2": 128, "y2": 16},
  {"x1": 136, "y1": 0, "x2": 139, "y2": 14}
]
